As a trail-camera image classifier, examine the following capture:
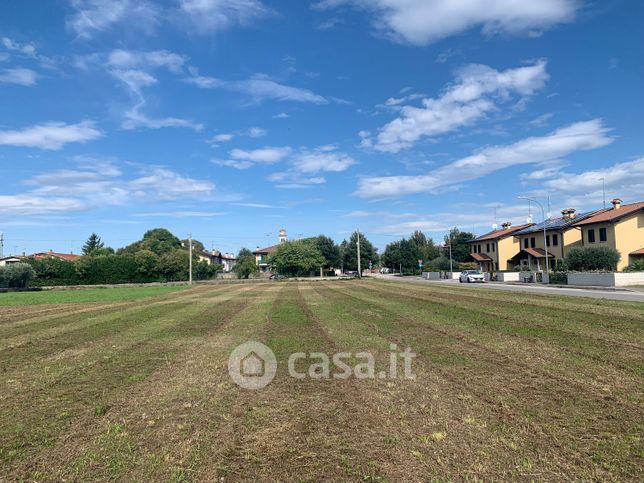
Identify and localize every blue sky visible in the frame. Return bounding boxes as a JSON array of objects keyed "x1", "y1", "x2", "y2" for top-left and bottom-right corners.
[{"x1": 1, "y1": 0, "x2": 642, "y2": 255}]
